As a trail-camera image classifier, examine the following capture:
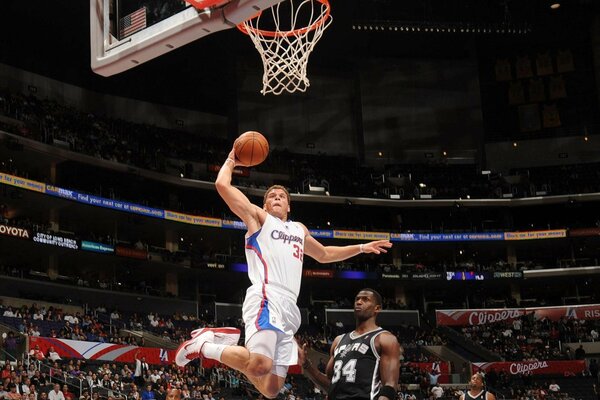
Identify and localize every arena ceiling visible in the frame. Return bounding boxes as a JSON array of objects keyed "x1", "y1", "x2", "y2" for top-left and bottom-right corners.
[{"x1": 0, "y1": 0, "x2": 597, "y2": 114}]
